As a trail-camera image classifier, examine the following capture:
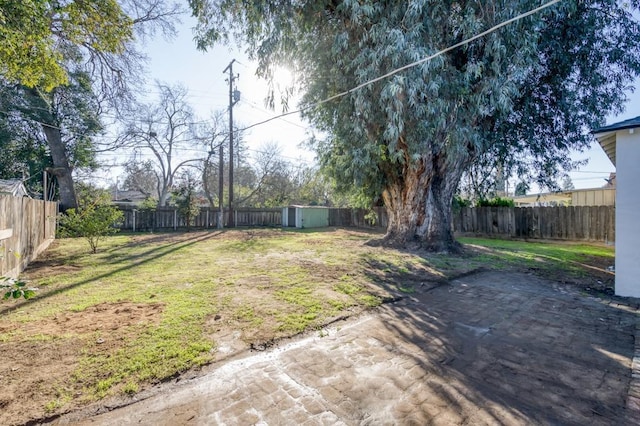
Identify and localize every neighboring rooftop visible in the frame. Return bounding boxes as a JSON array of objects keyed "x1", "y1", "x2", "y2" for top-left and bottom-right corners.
[
  {"x1": 0, "y1": 179, "x2": 29, "y2": 197},
  {"x1": 593, "y1": 115, "x2": 640, "y2": 134},
  {"x1": 513, "y1": 186, "x2": 616, "y2": 207}
]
